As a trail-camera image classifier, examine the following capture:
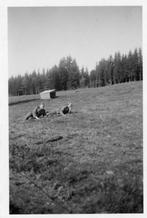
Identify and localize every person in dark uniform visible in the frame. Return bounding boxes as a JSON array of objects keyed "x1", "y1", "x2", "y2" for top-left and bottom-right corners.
[
  {"x1": 47, "y1": 103, "x2": 72, "y2": 117},
  {"x1": 60, "y1": 103, "x2": 72, "y2": 116},
  {"x1": 25, "y1": 102, "x2": 48, "y2": 120}
]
